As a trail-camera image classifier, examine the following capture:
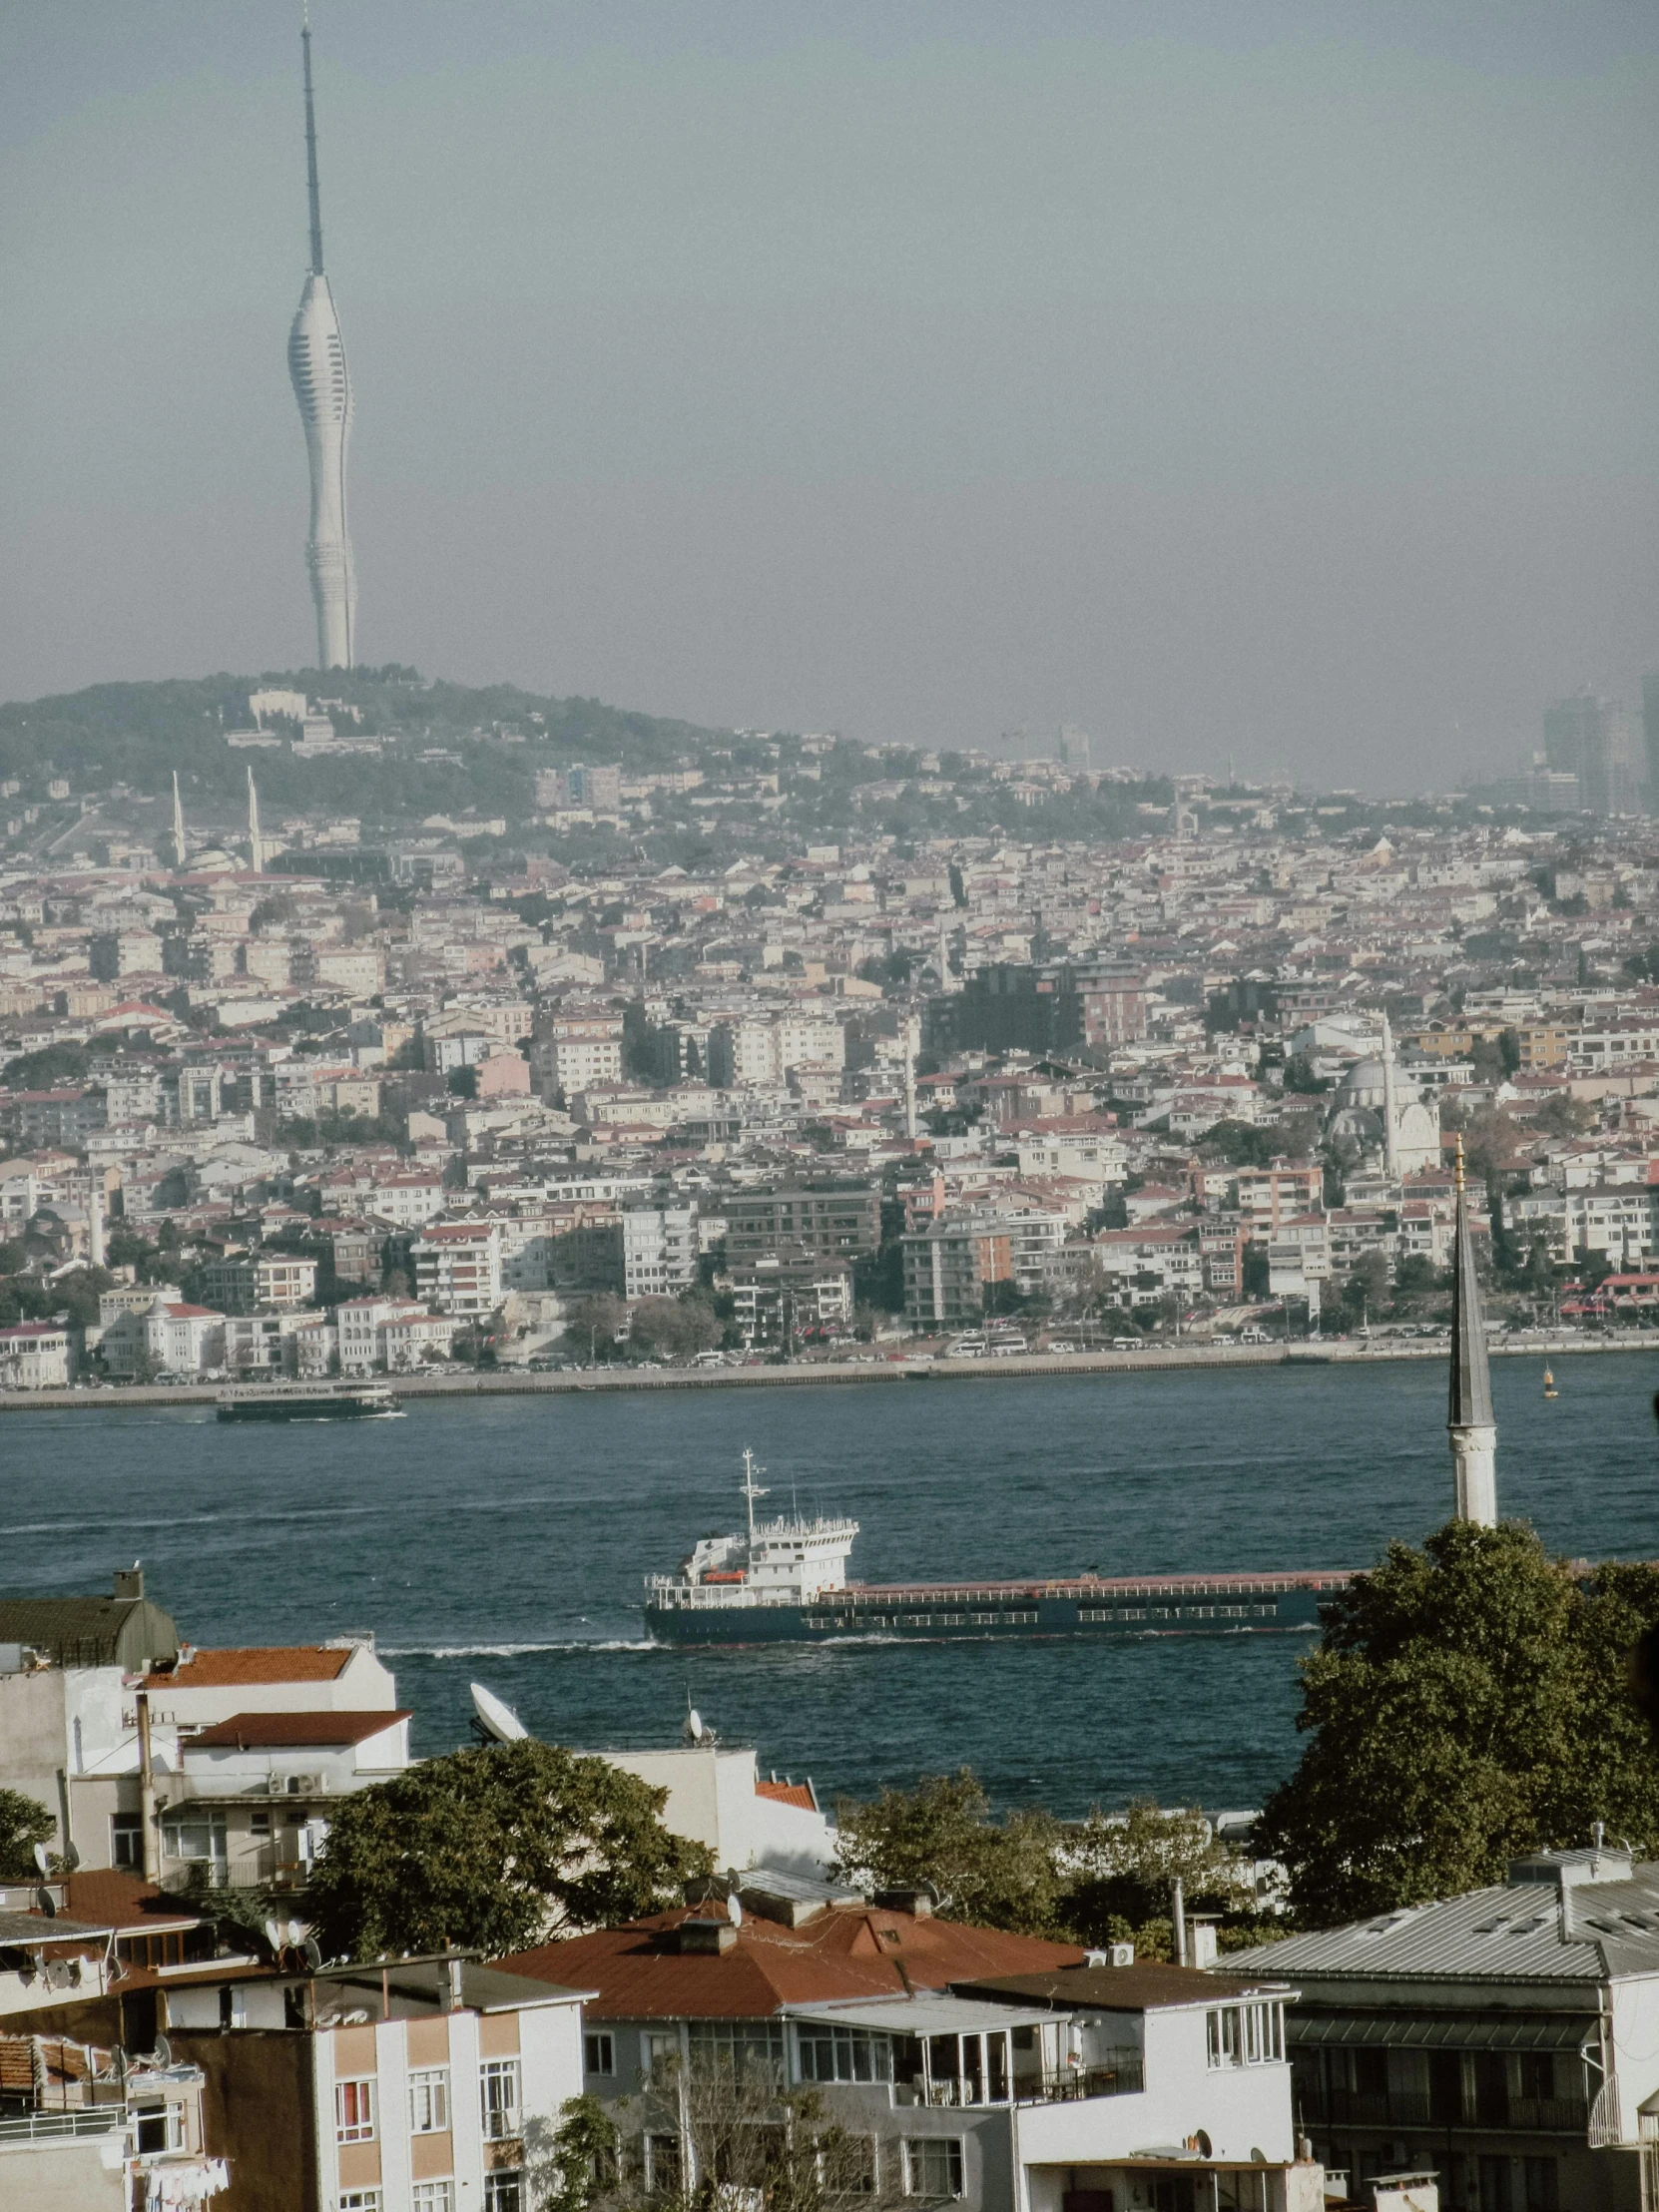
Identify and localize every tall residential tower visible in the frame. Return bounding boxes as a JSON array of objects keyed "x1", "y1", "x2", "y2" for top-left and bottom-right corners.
[{"x1": 287, "y1": 15, "x2": 355, "y2": 670}]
